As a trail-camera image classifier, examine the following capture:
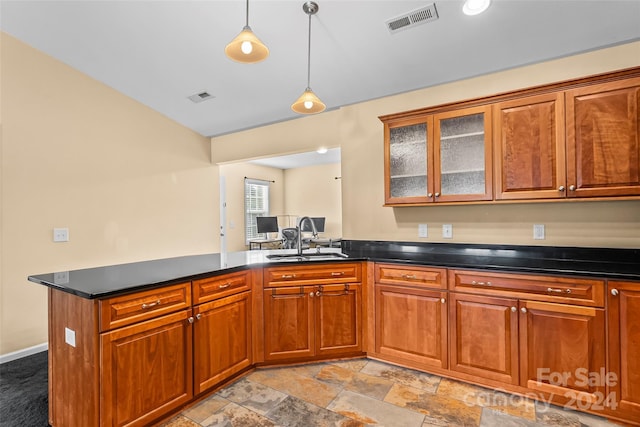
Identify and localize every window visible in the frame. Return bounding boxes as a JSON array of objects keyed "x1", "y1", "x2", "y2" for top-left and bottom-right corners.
[{"x1": 244, "y1": 178, "x2": 270, "y2": 244}]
